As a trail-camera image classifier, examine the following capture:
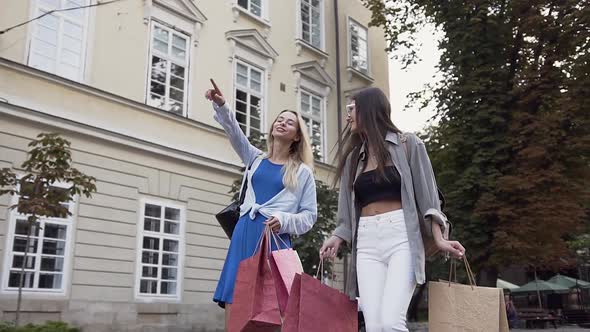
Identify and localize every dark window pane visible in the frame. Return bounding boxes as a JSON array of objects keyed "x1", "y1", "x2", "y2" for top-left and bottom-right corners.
[
  {"x1": 13, "y1": 237, "x2": 38, "y2": 253},
  {"x1": 164, "y1": 221, "x2": 179, "y2": 235},
  {"x1": 250, "y1": 95, "x2": 261, "y2": 109},
  {"x1": 150, "y1": 81, "x2": 165, "y2": 97},
  {"x1": 143, "y1": 237, "x2": 159, "y2": 250},
  {"x1": 170, "y1": 63, "x2": 185, "y2": 78},
  {"x1": 140, "y1": 279, "x2": 158, "y2": 294},
  {"x1": 42, "y1": 239, "x2": 66, "y2": 256},
  {"x1": 40, "y1": 256, "x2": 64, "y2": 272},
  {"x1": 169, "y1": 88, "x2": 184, "y2": 102},
  {"x1": 12, "y1": 255, "x2": 35, "y2": 269},
  {"x1": 162, "y1": 253, "x2": 177, "y2": 266},
  {"x1": 165, "y1": 207, "x2": 180, "y2": 221},
  {"x1": 161, "y1": 267, "x2": 177, "y2": 280},
  {"x1": 235, "y1": 89, "x2": 247, "y2": 103},
  {"x1": 144, "y1": 217, "x2": 160, "y2": 232},
  {"x1": 15, "y1": 221, "x2": 40, "y2": 237},
  {"x1": 38, "y1": 273, "x2": 62, "y2": 289},
  {"x1": 44, "y1": 223, "x2": 67, "y2": 240},
  {"x1": 238, "y1": 0, "x2": 248, "y2": 9},
  {"x1": 163, "y1": 239, "x2": 178, "y2": 253},
  {"x1": 8, "y1": 271, "x2": 35, "y2": 288},
  {"x1": 250, "y1": 116, "x2": 261, "y2": 131},
  {"x1": 145, "y1": 204, "x2": 161, "y2": 218},
  {"x1": 142, "y1": 251, "x2": 159, "y2": 265},
  {"x1": 142, "y1": 266, "x2": 158, "y2": 278},
  {"x1": 151, "y1": 56, "x2": 167, "y2": 72},
  {"x1": 170, "y1": 76, "x2": 184, "y2": 90},
  {"x1": 160, "y1": 281, "x2": 176, "y2": 294}
]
